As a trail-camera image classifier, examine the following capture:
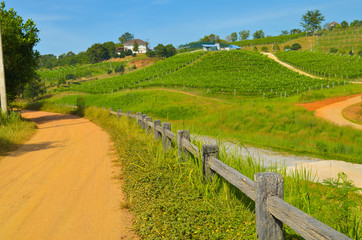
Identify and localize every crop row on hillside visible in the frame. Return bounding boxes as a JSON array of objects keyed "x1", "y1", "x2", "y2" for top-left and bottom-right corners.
[
  {"x1": 65, "y1": 51, "x2": 339, "y2": 98},
  {"x1": 233, "y1": 33, "x2": 306, "y2": 47},
  {"x1": 276, "y1": 51, "x2": 361, "y2": 80}
]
